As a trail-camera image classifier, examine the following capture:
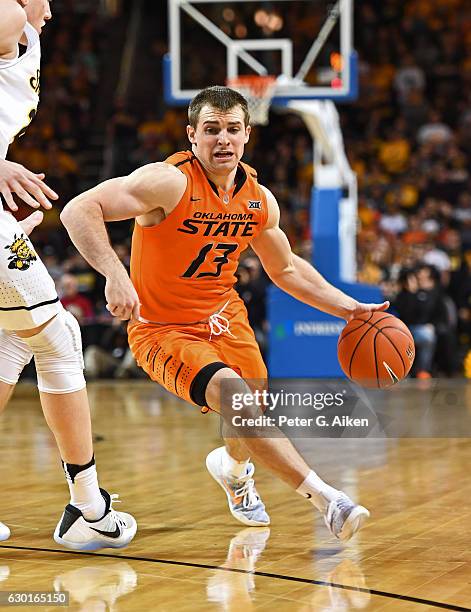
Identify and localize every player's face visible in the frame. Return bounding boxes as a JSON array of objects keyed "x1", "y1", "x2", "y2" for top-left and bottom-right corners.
[
  {"x1": 24, "y1": 0, "x2": 52, "y2": 34},
  {"x1": 187, "y1": 104, "x2": 251, "y2": 176}
]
